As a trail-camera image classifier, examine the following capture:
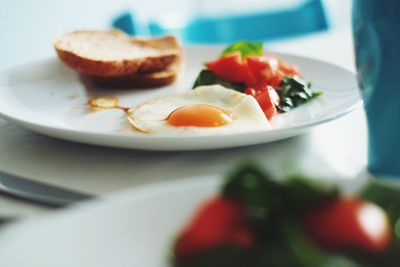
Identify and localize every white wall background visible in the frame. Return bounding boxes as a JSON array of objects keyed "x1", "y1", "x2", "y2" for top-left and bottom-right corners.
[{"x1": 0, "y1": 0, "x2": 351, "y2": 71}]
